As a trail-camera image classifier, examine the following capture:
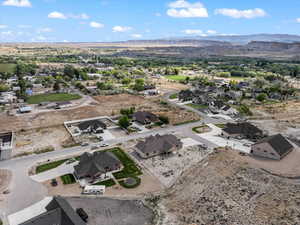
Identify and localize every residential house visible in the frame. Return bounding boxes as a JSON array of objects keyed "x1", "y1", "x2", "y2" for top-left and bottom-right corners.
[
  {"x1": 221, "y1": 122, "x2": 264, "y2": 141},
  {"x1": 74, "y1": 152, "x2": 122, "y2": 181},
  {"x1": 19, "y1": 196, "x2": 86, "y2": 225},
  {"x1": 78, "y1": 120, "x2": 107, "y2": 134},
  {"x1": 178, "y1": 89, "x2": 194, "y2": 102},
  {"x1": 251, "y1": 134, "x2": 293, "y2": 160},
  {"x1": 0, "y1": 132, "x2": 13, "y2": 161},
  {"x1": 135, "y1": 134, "x2": 183, "y2": 158},
  {"x1": 132, "y1": 111, "x2": 159, "y2": 125}
]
